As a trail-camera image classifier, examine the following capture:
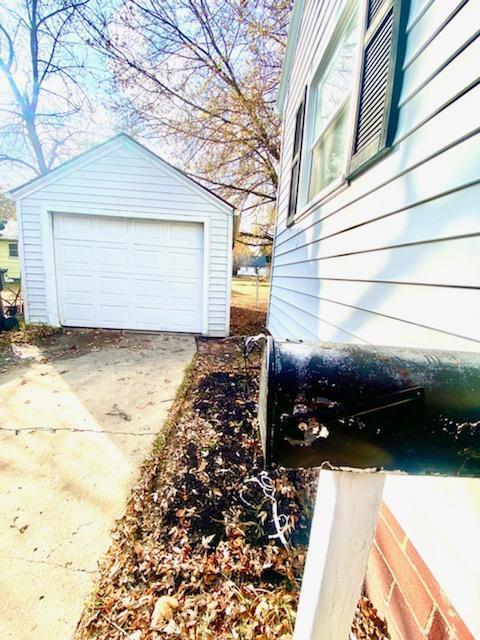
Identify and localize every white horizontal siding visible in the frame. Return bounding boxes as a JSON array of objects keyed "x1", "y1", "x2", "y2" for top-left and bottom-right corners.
[
  {"x1": 397, "y1": 37, "x2": 480, "y2": 141},
  {"x1": 400, "y1": 0, "x2": 479, "y2": 105},
  {"x1": 270, "y1": 0, "x2": 480, "y2": 633},
  {"x1": 272, "y1": 279, "x2": 479, "y2": 341},
  {"x1": 274, "y1": 184, "x2": 480, "y2": 264},
  {"x1": 273, "y1": 236, "x2": 479, "y2": 288},
  {"x1": 404, "y1": 0, "x2": 467, "y2": 66},
  {"x1": 16, "y1": 139, "x2": 232, "y2": 336}
]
